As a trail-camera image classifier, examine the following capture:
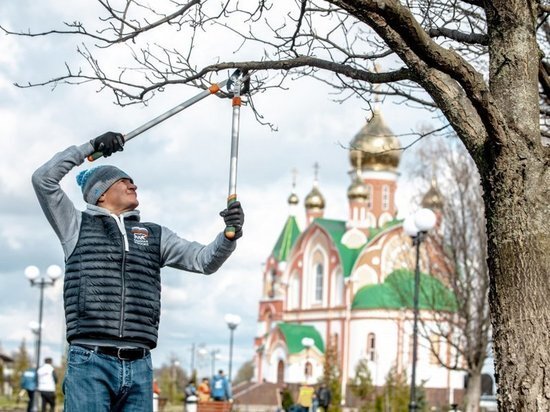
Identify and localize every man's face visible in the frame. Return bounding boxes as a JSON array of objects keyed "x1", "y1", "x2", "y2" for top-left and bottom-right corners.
[{"x1": 99, "y1": 178, "x2": 139, "y2": 214}]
